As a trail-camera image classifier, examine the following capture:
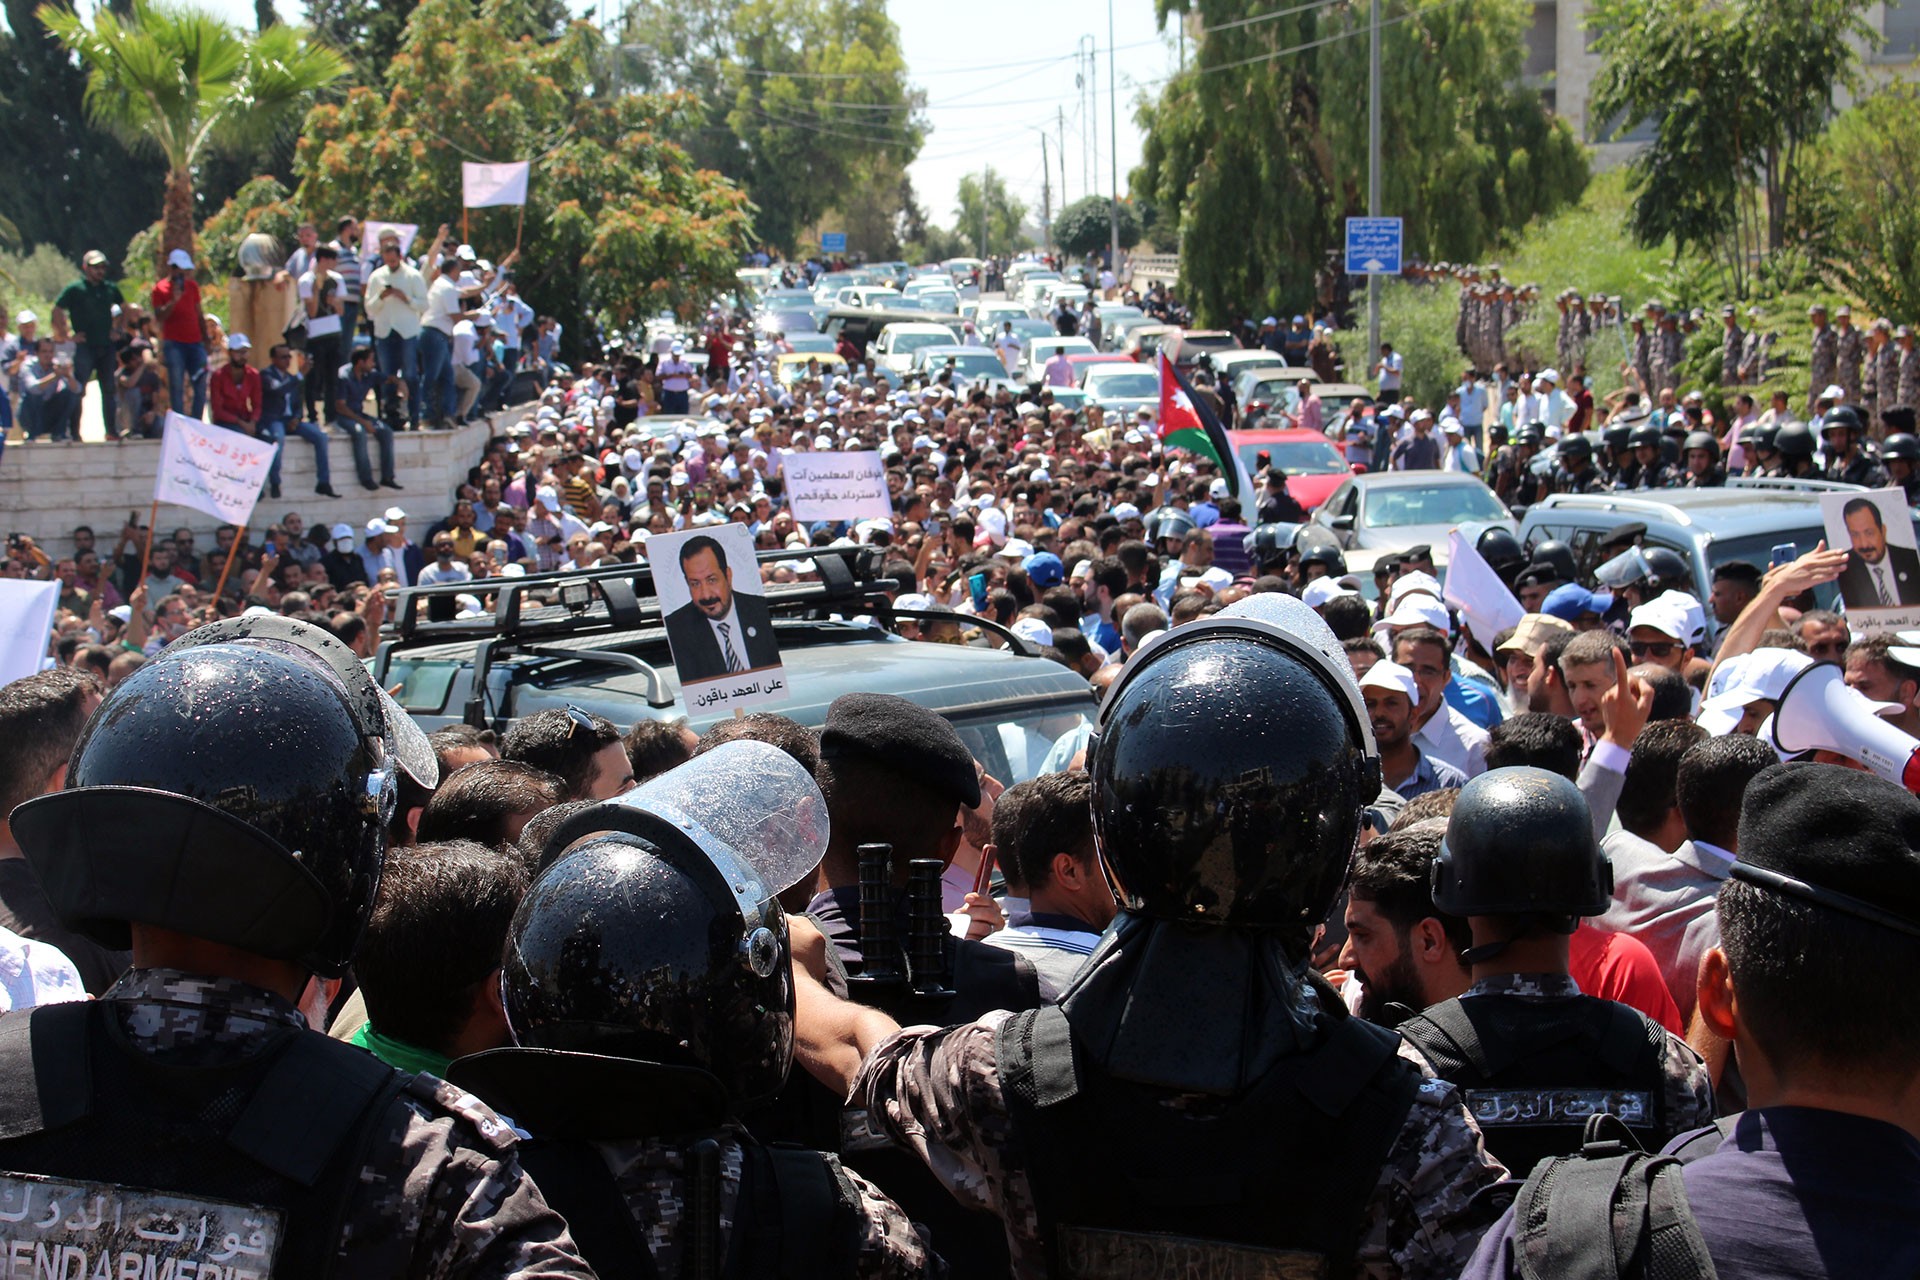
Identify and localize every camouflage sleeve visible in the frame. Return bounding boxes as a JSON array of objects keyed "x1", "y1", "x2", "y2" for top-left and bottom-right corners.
[
  {"x1": 341, "y1": 1075, "x2": 595, "y2": 1280},
  {"x1": 849, "y1": 1011, "x2": 1045, "y2": 1275},
  {"x1": 1662, "y1": 1031, "x2": 1718, "y2": 1139},
  {"x1": 839, "y1": 1162, "x2": 949, "y2": 1280},
  {"x1": 1354, "y1": 1039, "x2": 1511, "y2": 1280}
]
